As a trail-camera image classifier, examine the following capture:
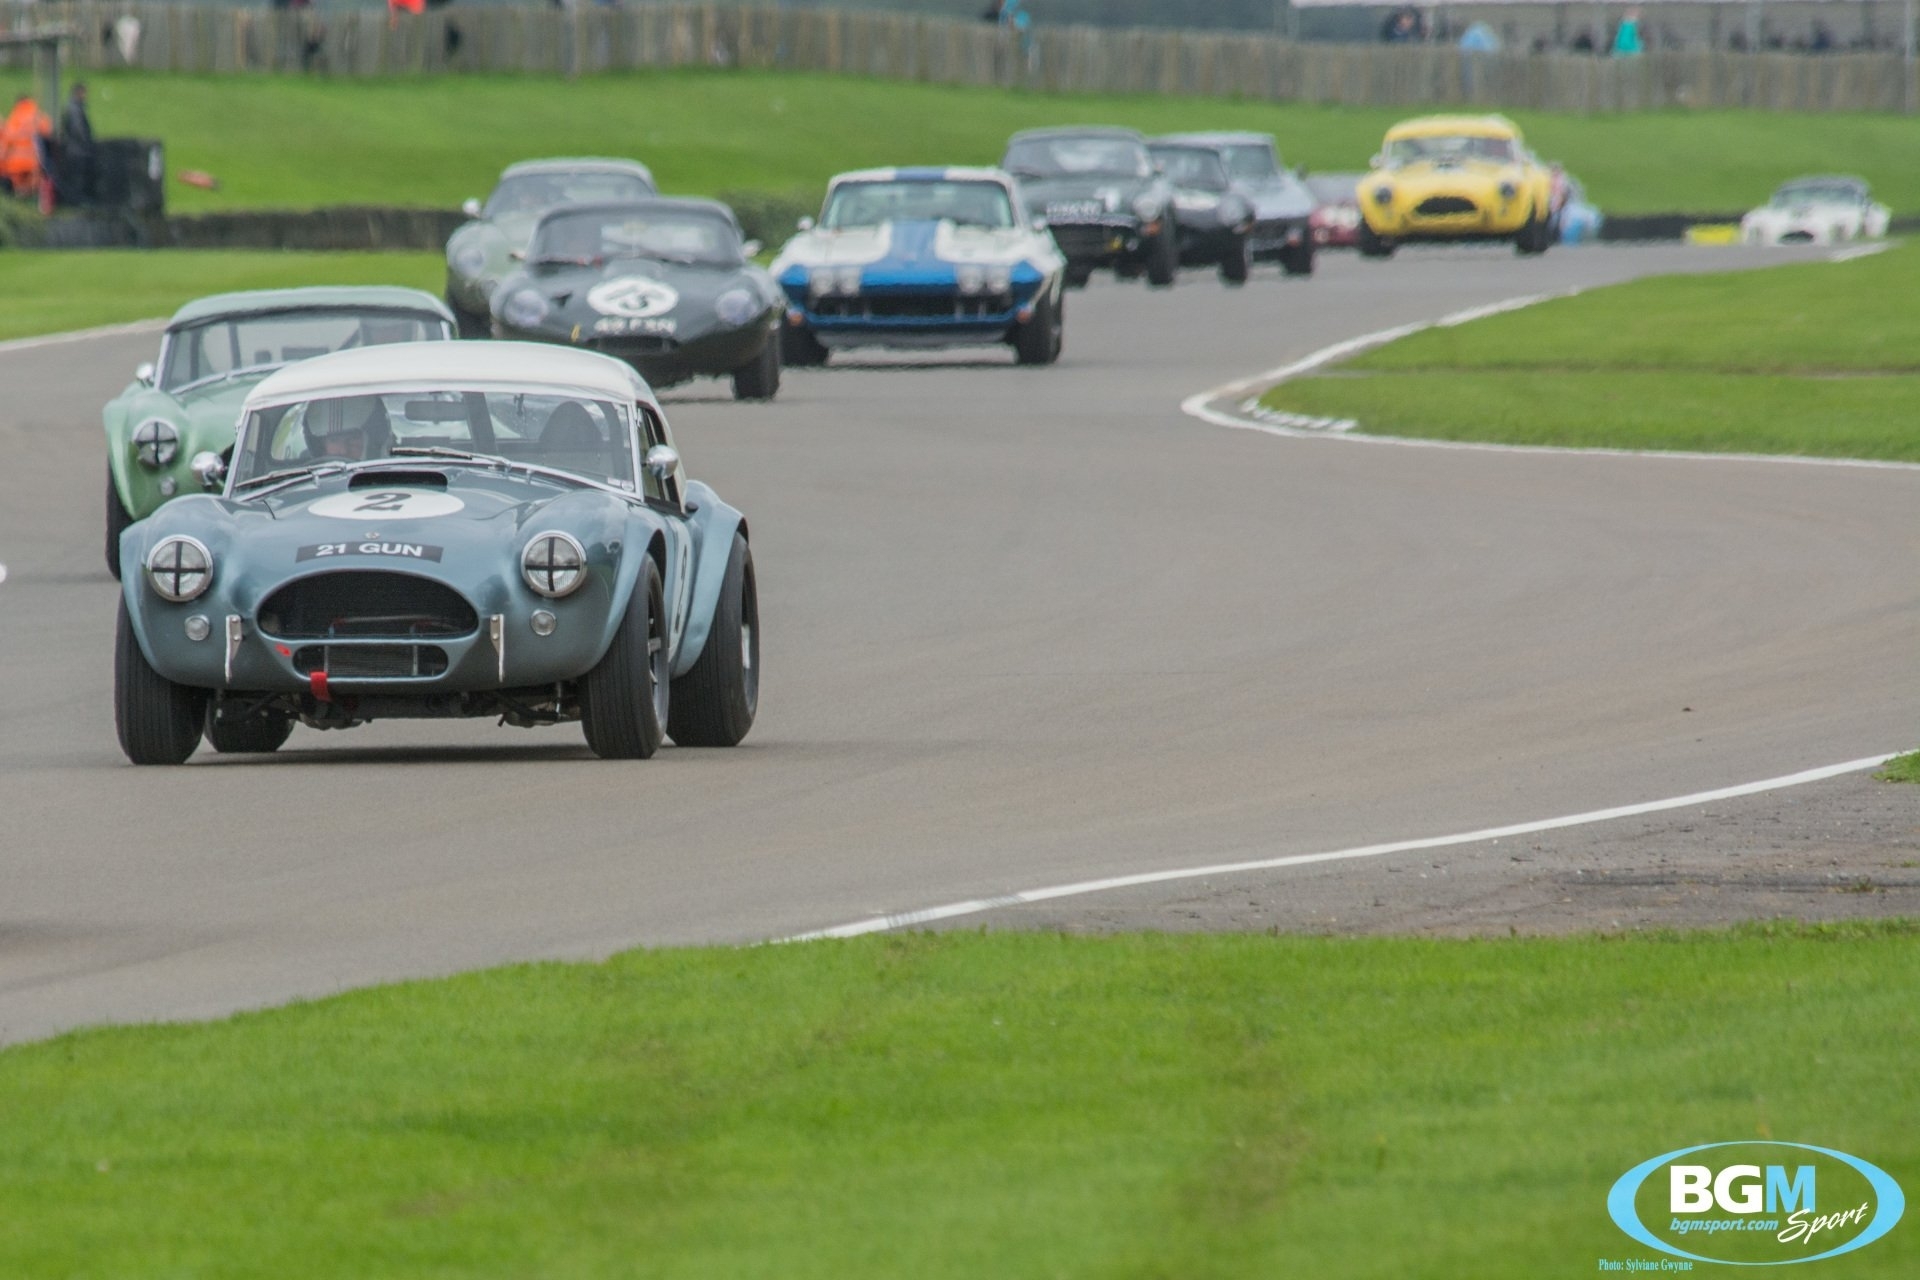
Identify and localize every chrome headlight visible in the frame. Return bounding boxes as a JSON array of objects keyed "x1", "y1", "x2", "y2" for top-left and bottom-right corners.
[
  {"x1": 1372, "y1": 185, "x2": 1394, "y2": 206},
  {"x1": 146, "y1": 535, "x2": 212, "y2": 603},
  {"x1": 522, "y1": 531, "x2": 586, "y2": 599},
  {"x1": 808, "y1": 266, "x2": 862, "y2": 296},
  {"x1": 955, "y1": 264, "x2": 987, "y2": 295},
  {"x1": 715, "y1": 288, "x2": 760, "y2": 326},
  {"x1": 1131, "y1": 194, "x2": 1165, "y2": 222},
  {"x1": 501, "y1": 289, "x2": 550, "y2": 329},
  {"x1": 452, "y1": 244, "x2": 488, "y2": 276},
  {"x1": 985, "y1": 265, "x2": 1013, "y2": 295},
  {"x1": 133, "y1": 418, "x2": 179, "y2": 469},
  {"x1": 1498, "y1": 181, "x2": 1519, "y2": 201}
]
